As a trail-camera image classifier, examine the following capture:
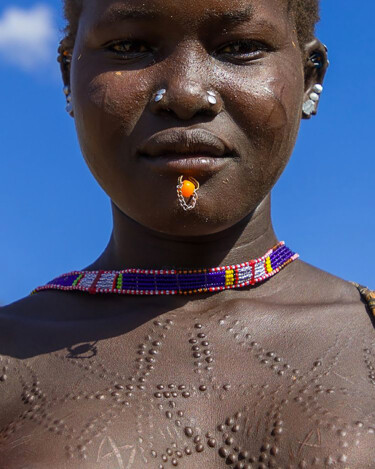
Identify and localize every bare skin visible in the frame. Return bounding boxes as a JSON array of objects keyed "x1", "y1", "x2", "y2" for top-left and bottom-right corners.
[{"x1": 1, "y1": 0, "x2": 374, "y2": 468}]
